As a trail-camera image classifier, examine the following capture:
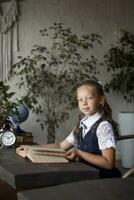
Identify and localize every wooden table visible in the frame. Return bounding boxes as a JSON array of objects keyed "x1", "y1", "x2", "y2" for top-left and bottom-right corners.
[
  {"x1": 0, "y1": 148, "x2": 99, "y2": 191},
  {"x1": 18, "y1": 178, "x2": 134, "y2": 200}
]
